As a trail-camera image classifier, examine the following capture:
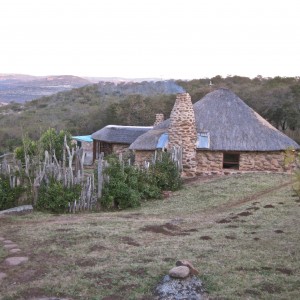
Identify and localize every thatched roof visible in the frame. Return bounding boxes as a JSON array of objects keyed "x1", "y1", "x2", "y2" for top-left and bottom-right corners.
[
  {"x1": 92, "y1": 125, "x2": 153, "y2": 144},
  {"x1": 130, "y1": 88, "x2": 300, "y2": 151}
]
